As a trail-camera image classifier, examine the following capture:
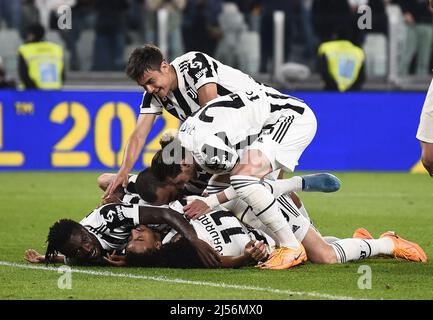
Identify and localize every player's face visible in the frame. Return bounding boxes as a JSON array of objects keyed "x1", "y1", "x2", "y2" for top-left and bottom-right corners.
[
  {"x1": 127, "y1": 225, "x2": 161, "y2": 254},
  {"x1": 61, "y1": 227, "x2": 102, "y2": 263},
  {"x1": 138, "y1": 62, "x2": 172, "y2": 98},
  {"x1": 167, "y1": 163, "x2": 196, "y2": 190},
  {"x1": 154, "y1": 184, "x2": 179, "y2": 205}
]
